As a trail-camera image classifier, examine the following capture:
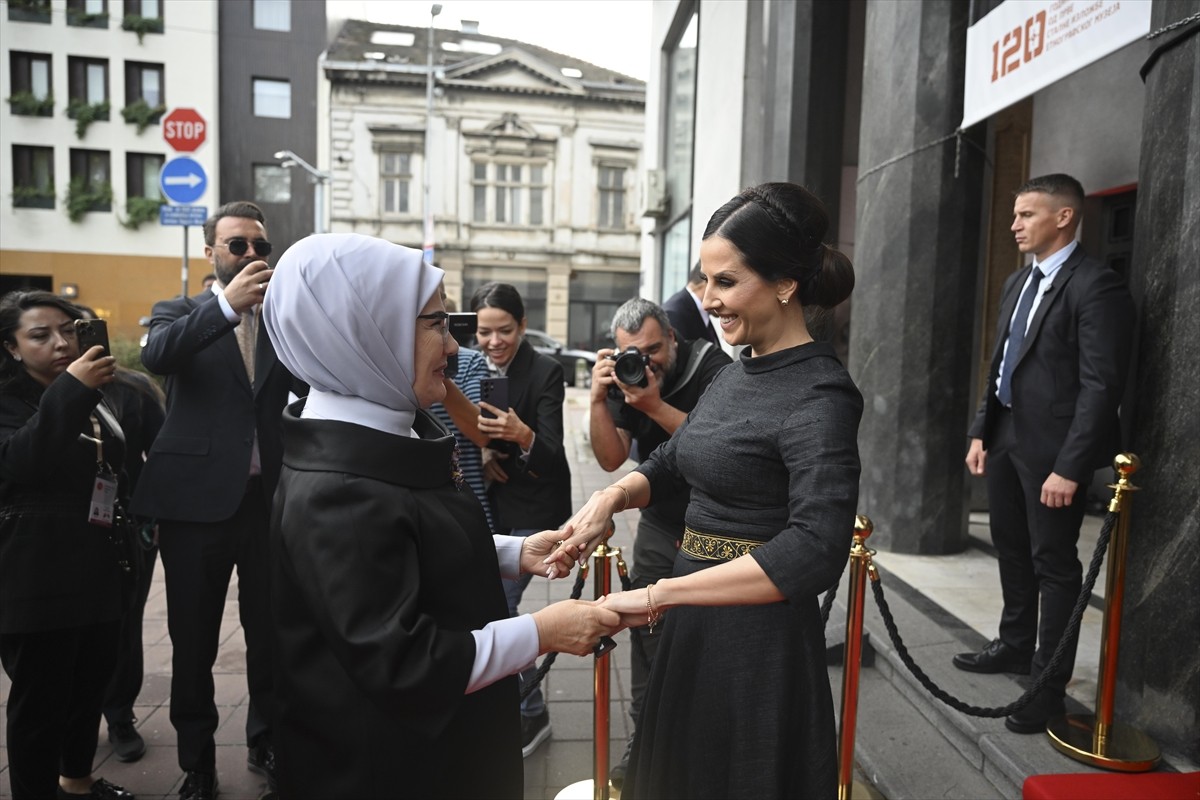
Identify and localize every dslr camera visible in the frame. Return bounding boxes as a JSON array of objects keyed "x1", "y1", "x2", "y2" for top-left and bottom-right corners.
[{"x1": 606, "y1": 346, "x2": 651, "y2": 400}]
